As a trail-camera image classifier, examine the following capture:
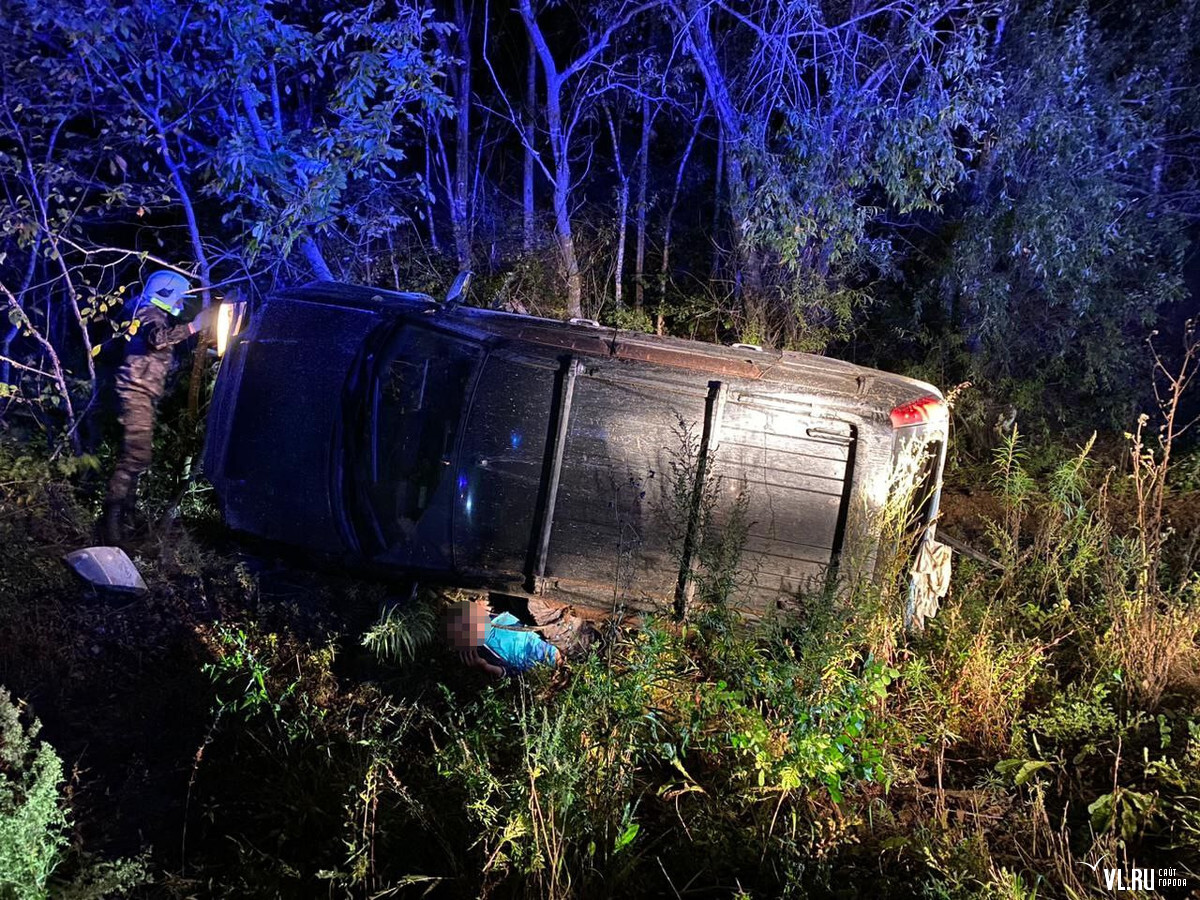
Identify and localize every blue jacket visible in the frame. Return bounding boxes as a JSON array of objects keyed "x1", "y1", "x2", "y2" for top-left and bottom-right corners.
[{"x1": 483, "y1": 612, "x2": 558, "y2": 674}]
